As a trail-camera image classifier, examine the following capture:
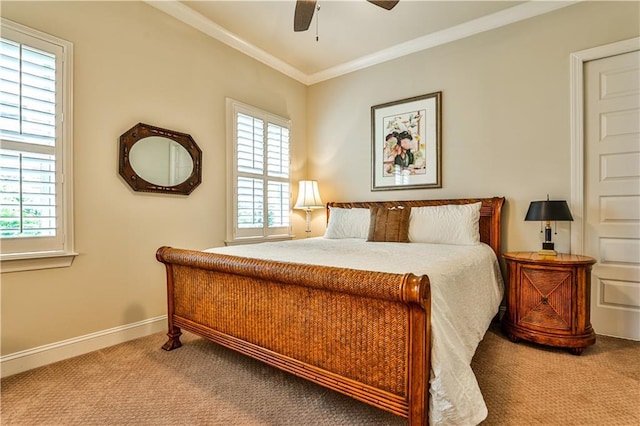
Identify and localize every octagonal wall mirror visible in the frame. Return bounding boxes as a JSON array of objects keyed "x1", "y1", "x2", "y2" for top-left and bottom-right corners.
[{"x1": 119, "y1": 123, "x2": 202, "y2": 195}]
